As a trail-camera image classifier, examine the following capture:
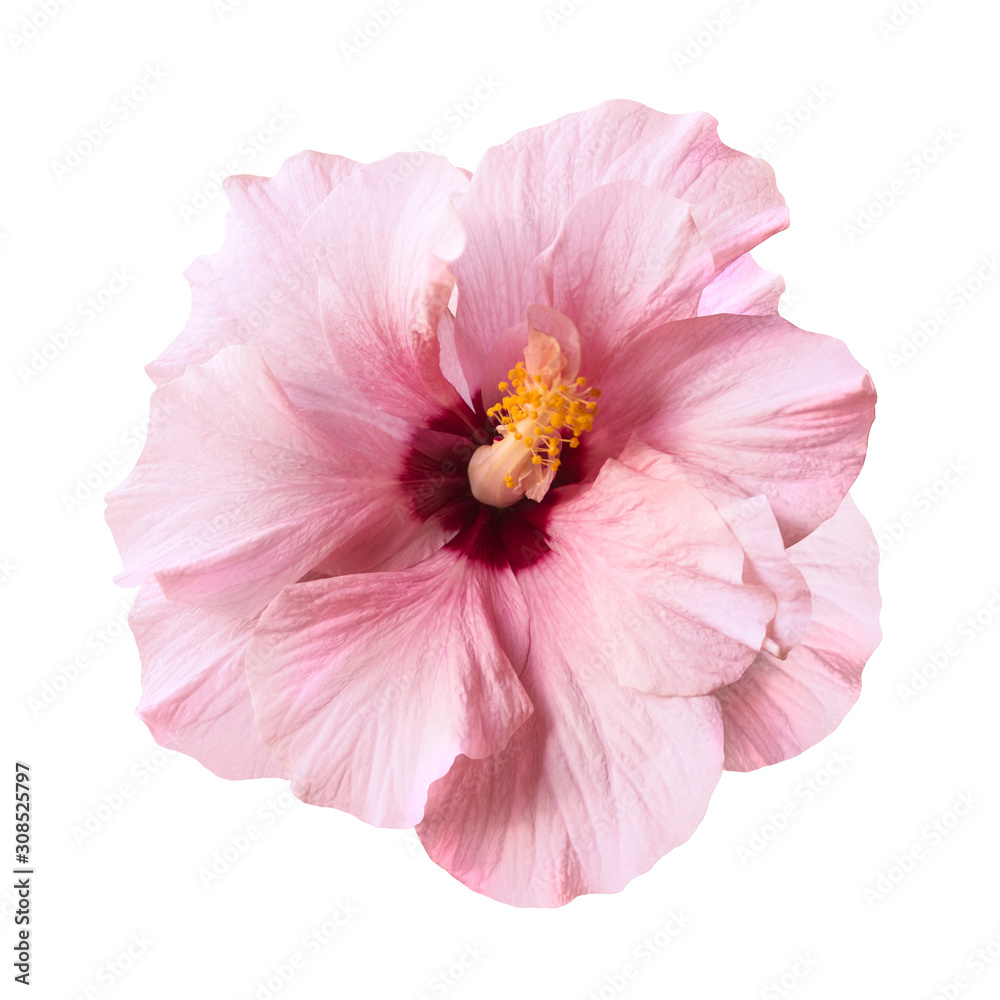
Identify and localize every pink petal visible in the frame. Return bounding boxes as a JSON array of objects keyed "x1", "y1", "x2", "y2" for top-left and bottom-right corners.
[
  {"x1": 716, "y1": 496, "x2": 882, "y2": 770},
  {"x1": 131, "y1": 582, "x2": 287, "y2": 780},
  {"x1": 149, "y1": 150, "x2": 365, "y2": 440},
  {"x1": 536, "y1": 181, "x2": 716, "y2": 356},
  {"x1": 586, "y1": 313, "x2": 876, "y2": 545},
  {"x1": 417, "y1": 665, "x2": 724, "y2": 907},
  {"x1": 698, "y1": 252, "x2": 784, "y2": 316},
  {"x1": 436, "y1": 306, "x2": 472, "y2": 407},
  {"x1": 476, "y1": 320, "x2": 531, "y2": 414},
  {"x1": 716, "y1": 496, "x2": 812, "y2": 658},
  {"x1": 245, "y1": 548, "x2": 532, "y2": 828},
  {"x1": 451, "y1": 99, "x2": 787, "y2": 388},
  {"x1": 618, "y1": 443, "x2": 811, "y2": 659},
  {"x1": 522, "y1": 452, "x2": 772, "y2": 697},
  {"x1": 106, "y1": 345, "x2": 448, "y2": 617},
  {"x1": 301, "y1": 153, "x2": 472, "y2": 427}
]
